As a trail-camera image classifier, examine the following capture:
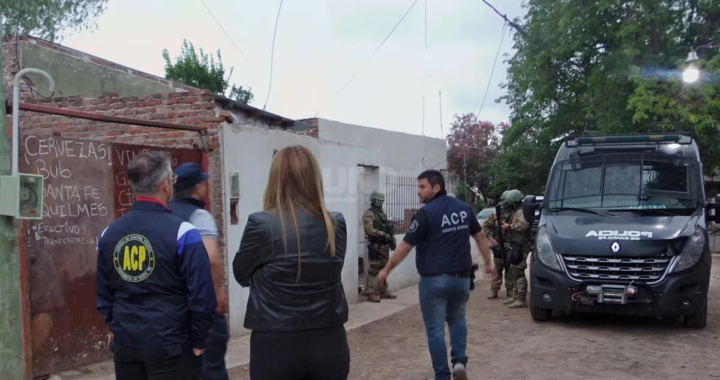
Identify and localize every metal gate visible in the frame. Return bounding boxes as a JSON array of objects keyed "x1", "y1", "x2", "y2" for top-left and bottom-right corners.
[{"x1": 20, "y1": 135, "x2": 203, "y2": 377}]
